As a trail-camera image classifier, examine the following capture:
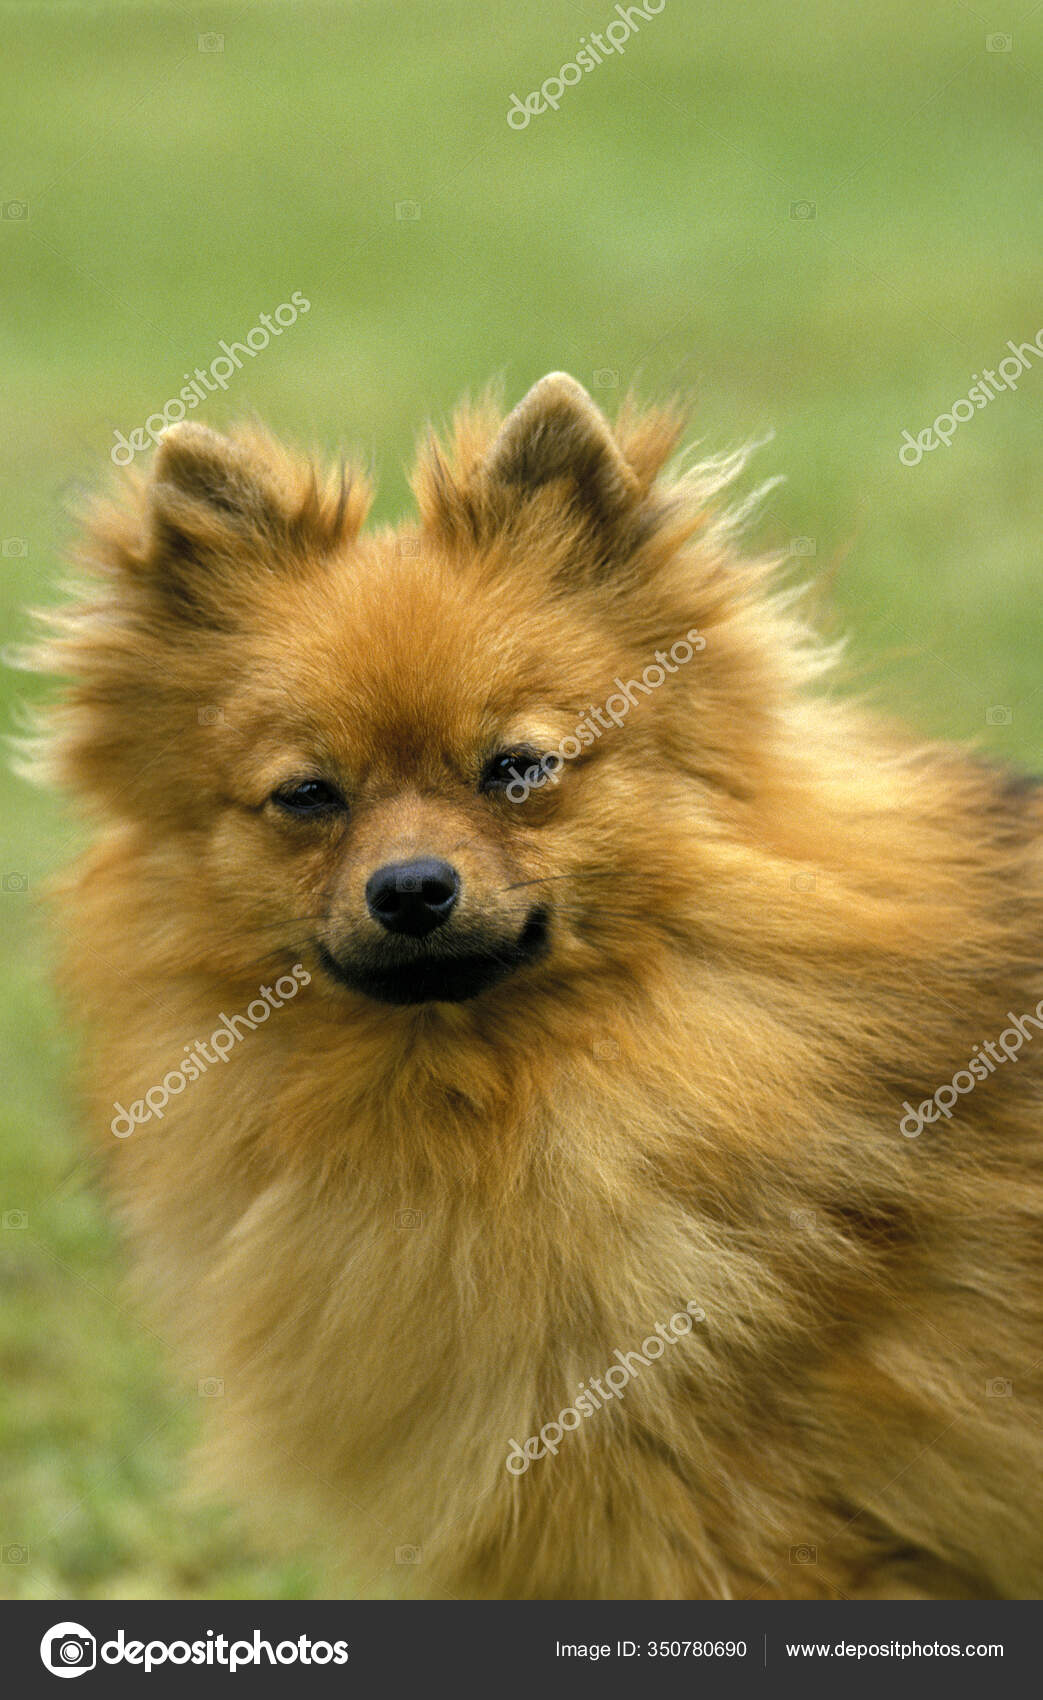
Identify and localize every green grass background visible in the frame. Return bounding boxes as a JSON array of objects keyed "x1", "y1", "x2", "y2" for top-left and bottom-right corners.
[{"x1": 1, "y1": 0, "x2": 1041, "y2": 1600}]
